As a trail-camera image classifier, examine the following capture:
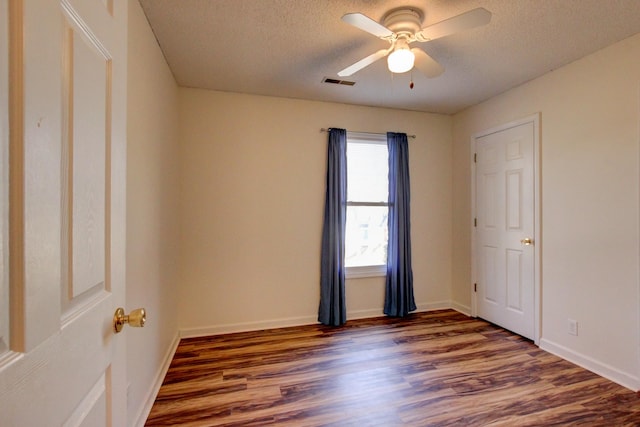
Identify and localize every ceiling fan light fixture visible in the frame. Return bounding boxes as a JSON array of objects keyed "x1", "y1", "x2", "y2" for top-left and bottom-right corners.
[{"x1": 387, "y1": 47, "x2": 414, "y2": 73}]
